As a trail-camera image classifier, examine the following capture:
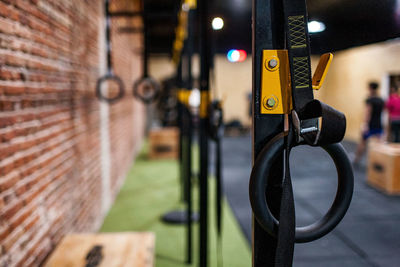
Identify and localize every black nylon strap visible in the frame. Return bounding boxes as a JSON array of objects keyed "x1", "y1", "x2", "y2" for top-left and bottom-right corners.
[
  {"x1": 105, "y1": 0, "x2": 113, "y2": 74},
  {"x1": 208, "y1": 100, "x2": 224, "y2": 267},
  {"x1": 275, "y1": 129, "x2": 295, "y2": 267},
  {"x1": 276, "y1": 1, "x2": 311, "y2": 263},
  {"x1": 300, "y1": 100, "x2": 347, "y2": 146},
  {"x1": 216, "y1": 136, "x2": 223, "y2": 237},
  {"x1": 276, "y1": 1, "x2": 310, "y2": 263},
  {"x1": 215, "y1": 135, "x2": 223, "y2": 267},
  {"x1": 283, "y1": 0, "x2": 313, "y2": 111},
  {"x1": 283, "y1": 0, "x2": 346, "y2": 146}
]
